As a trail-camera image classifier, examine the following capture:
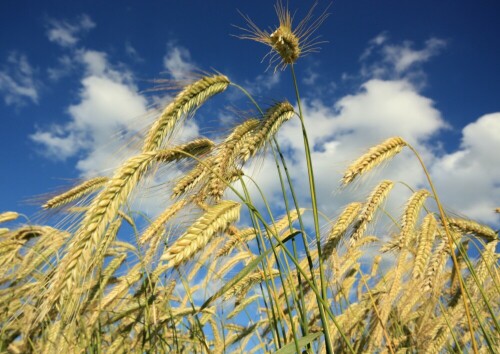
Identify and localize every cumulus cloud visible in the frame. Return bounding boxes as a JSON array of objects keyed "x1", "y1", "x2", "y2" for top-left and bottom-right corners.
[
  {"x1": 0, "y1": 52, "x2": 40, "y2": 107},
  {"x1": 241, "y1": 35, "x2": 499, "y2": 229},
  {"x1": 46, "y1": 14, "x2": 95, "y2": 47},
  {"x1": 31, "y1": 49, "x2": 149, "y2": 174},
  {"x1": 431, "y1": 113, "x2": 500, "y2": 223}
]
